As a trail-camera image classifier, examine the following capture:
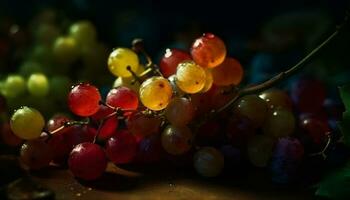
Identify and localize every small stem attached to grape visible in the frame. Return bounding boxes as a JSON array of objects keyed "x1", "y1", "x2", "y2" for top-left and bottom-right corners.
[{"x1": 309, "y1": 134, "x2": 332, "y2": 159}]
